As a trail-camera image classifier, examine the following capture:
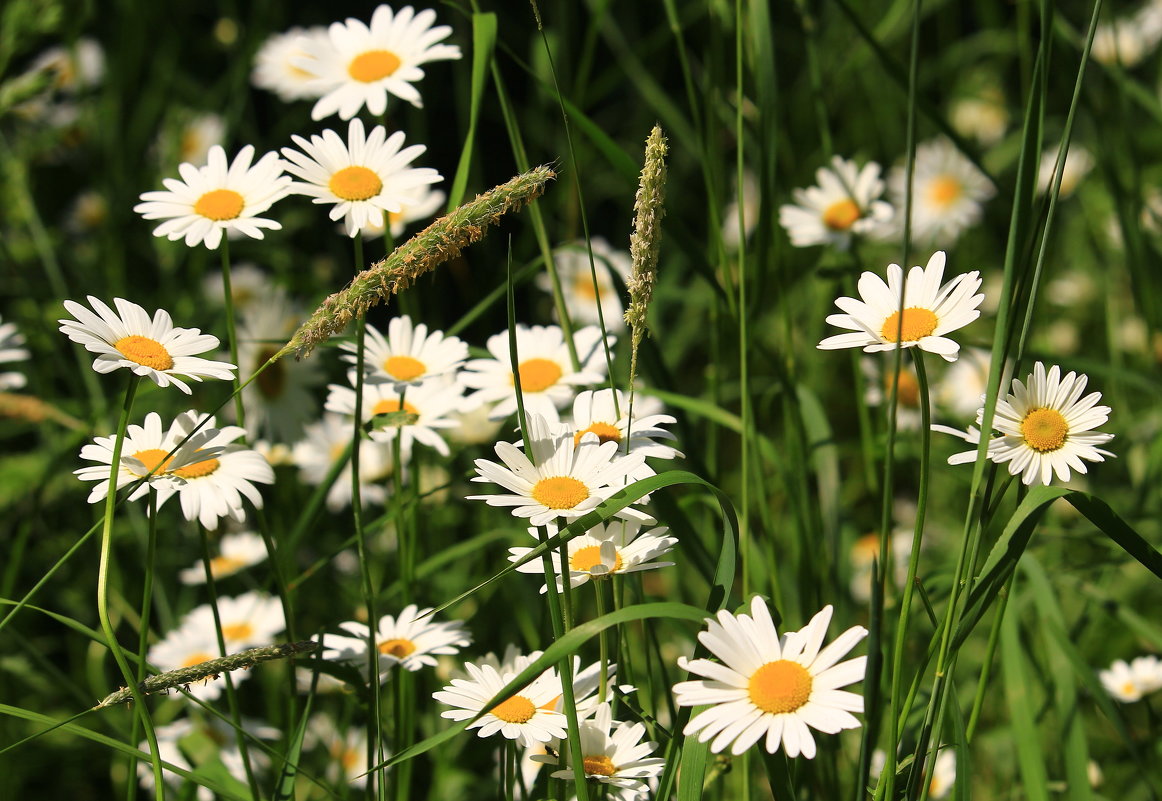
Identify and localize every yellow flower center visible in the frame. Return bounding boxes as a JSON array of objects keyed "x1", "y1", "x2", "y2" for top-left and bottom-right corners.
[
  {"x1": 748, "y1": 659, "x2": 813, "y2": 715},
  {"x1": 1121, "y1": 681, "x2": 1136, "y2": 698},
  {"x1": 340, "y1": 746, "x2": 360, "y2": 771},
  {"x1": 884, "y1": 368, "x2": 921, "y2": 407},
  {"x1": 1019, "y1": 407, "x2": 1068, "y2": 453},
  {"x1": 822, "y1": 198, "x2": 861, "y2": 231},
  {"x1": 371, "y1": 399, "x2": 420, "y2": 417},
  {"x1": 256, "y1": 347, "x2": 285, "y2": 399},
  {"x1": 194, "y1": 188, "x2": 245, "y2": 221},
  {"x1": 114, "y1": 335, "x2": 175, "y2": 371},
  {"x1": 208, "y1": 555, "x2": 247, "y2": 576},
  {"x1": 329, "y1": 166, "x2": 383, "y2": 201},
  {"x1": 880, "y1": 307, "x2": 939, "y2": 343},
  {"x1": 130, "y1": 448, "x2": 174, "y2": 477},
  {"x1": 347, "y1": 49, "x2": 402, "y2": 83},
  {"x1": 513, "y1": 358, "x2": 563, "y2": 393},
  {"x1": 222, "y1": 622, "x2": 253, "y2": 642},
  {"x1": 571, "y1": 277, "x2": 602, "y2": 302},
  {"x1": 531, "y1": 476, "x2": 590, "y2": 510},
  {"x1": 573, "y1": 422, "x2": 622, "y2": 447},
  {"x1": 383, "y1": 354, "x2": 427, "y2": 382},
  {"x1": 570, "y1": 544, "x2": 623, "y2": 574},
  {"x1": 181, "y1": 651, "x2": 214, "y2": 668},
  {"x1": 377, "y1": 638, "x2": 416, "y2": 658},
  {"x1": 490, "y1": 694, "x2": 536, "y2": 724},
  {"x1": 928, "y1": 175, "x2": 964, "y2": 208},
  {"x1": 172, "y1": 452, "x2": 222, "y2": 479},
  {"x1": 582, "y1": 755, "x2": 617, "y2": 777}
]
